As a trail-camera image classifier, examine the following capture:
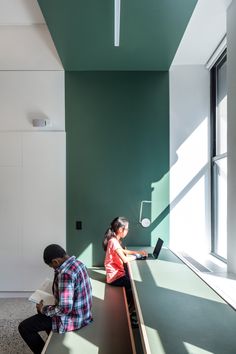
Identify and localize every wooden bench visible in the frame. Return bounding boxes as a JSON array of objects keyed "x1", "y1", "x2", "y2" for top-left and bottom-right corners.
[{"x1": 42, "y1": 268, "x2": 136, "y2": 354}]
